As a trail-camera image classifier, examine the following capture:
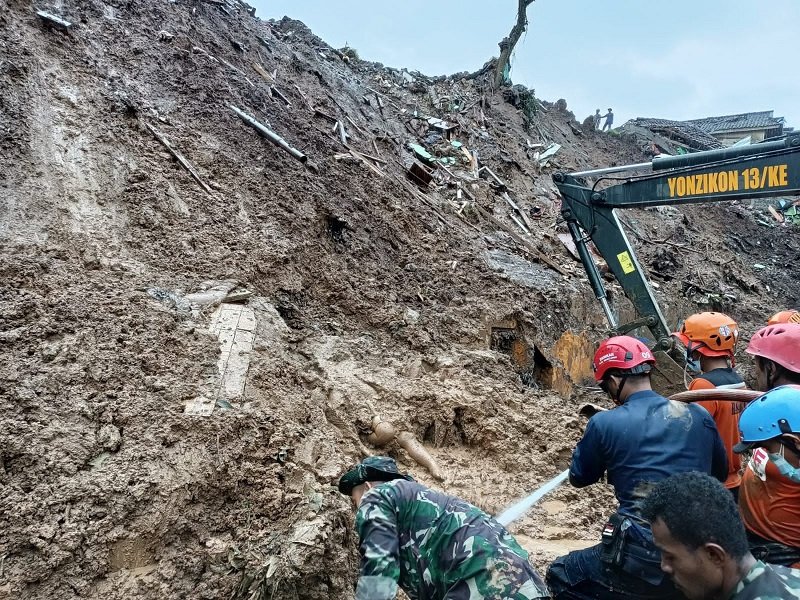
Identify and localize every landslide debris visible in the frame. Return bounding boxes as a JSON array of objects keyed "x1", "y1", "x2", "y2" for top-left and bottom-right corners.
[{"x1": 1, "y1": 2, "x2": 798, "y2": 598}]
